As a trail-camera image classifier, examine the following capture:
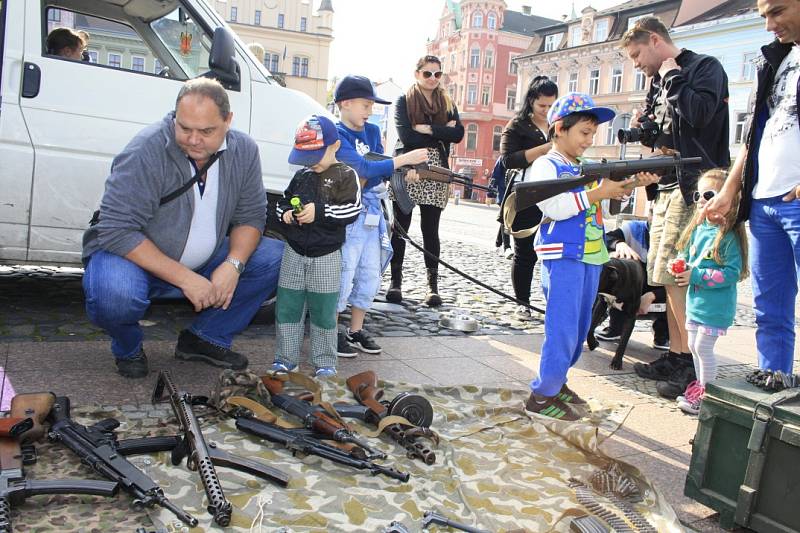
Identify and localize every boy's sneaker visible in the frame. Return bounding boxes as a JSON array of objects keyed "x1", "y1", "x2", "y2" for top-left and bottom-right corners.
[
  {"x1": 270, "y1": 361, "x2": 296, "y2": 374},
  {"x1": 347, "y1": 329, "x2": 382, "y2": 354},
  {"x1": 174, "y1": 330, "x2": 248, "y2": 369},
  {"x1": 652, "y1": 336, "x2": 670, "y2": 351},
  {"x1": 524, "y1": 392, "x2": 581, "y2": 421},
  {"x1": 557, "y1": 383, "x2": 587, "y2": 405},
  {"x1": 336, "y1": 330, "x2": 357, "y2": 358},
  {"x1": 115, "y1": 349, "x2": 149, "y2": 379},
  {"x1": 315, "y1": 367, "x2": 337, "y2": 379},
  {"x1": 594, "y1": 326, "x2": 621, "y2": 342},
  {"x1": 678, "y1": 385, "x2": 704, "y2": 415}
]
